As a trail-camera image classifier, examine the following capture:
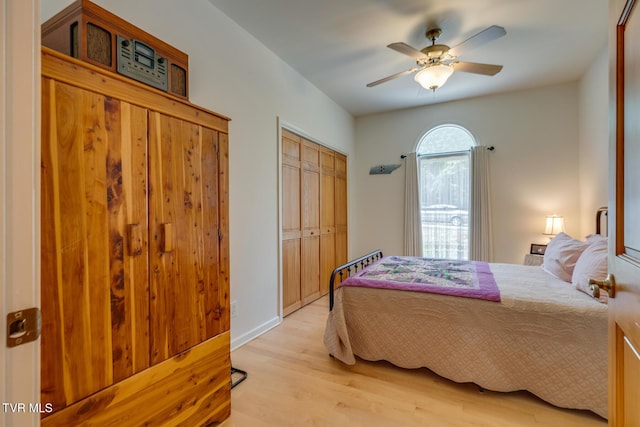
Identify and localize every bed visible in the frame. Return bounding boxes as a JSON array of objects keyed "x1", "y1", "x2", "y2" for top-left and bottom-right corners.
[{"x1": 324, "y1": 210, "x2": 609, "y2": 418}]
